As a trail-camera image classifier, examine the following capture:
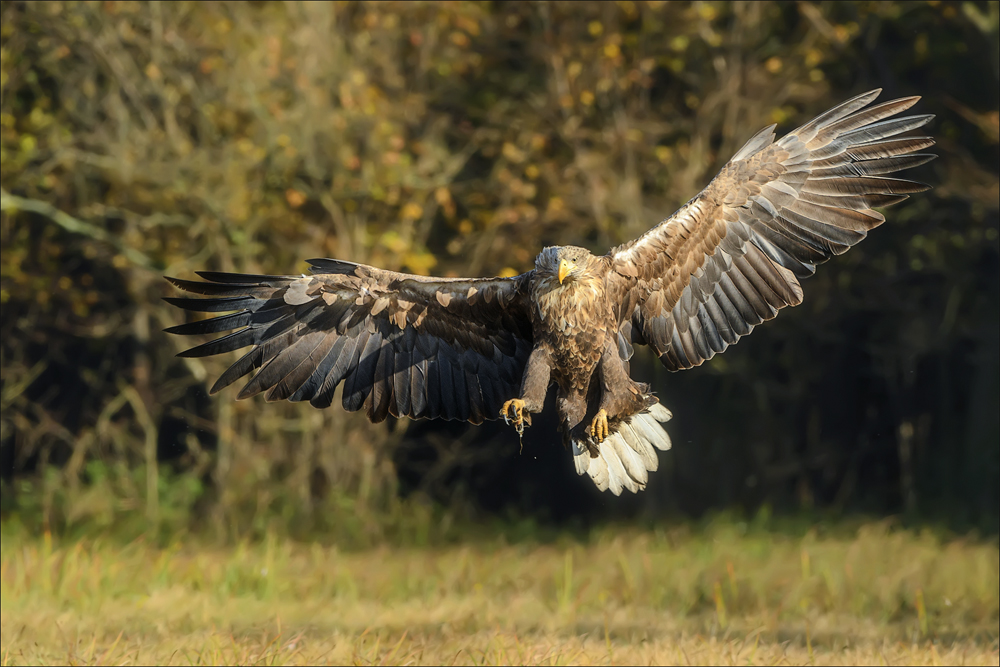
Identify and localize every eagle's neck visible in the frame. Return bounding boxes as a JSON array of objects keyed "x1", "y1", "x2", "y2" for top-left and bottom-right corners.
[{"x1": 532, "y1": 271, "x2": 607, "y2": 333}]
